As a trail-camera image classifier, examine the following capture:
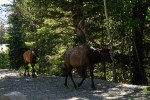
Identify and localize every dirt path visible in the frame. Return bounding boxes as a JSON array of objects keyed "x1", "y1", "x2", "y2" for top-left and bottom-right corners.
[{"x1": 0, "y1": 69, "x2": 150, "y2": 100}]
